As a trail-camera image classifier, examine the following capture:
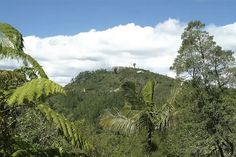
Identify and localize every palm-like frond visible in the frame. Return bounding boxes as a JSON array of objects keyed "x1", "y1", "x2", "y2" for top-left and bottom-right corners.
[
  {"x1": 7, "y1": 78, "x2": 66, "y2": 105},
  {"x1": 154, "y1": 103, "x2": 175, "y2": 130},
  {"x1": 37, "y1": 104, "x2": 92, "y2": 152},
  {"x1": 100, "y1": 108, "x2": 142, "y2": 135},
  {"x1": 153, "y1": 87, "x2": 181, "y2": 130},
  {"x1": 100, "y1": 80, "x2": 157, "y2": 135}
]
